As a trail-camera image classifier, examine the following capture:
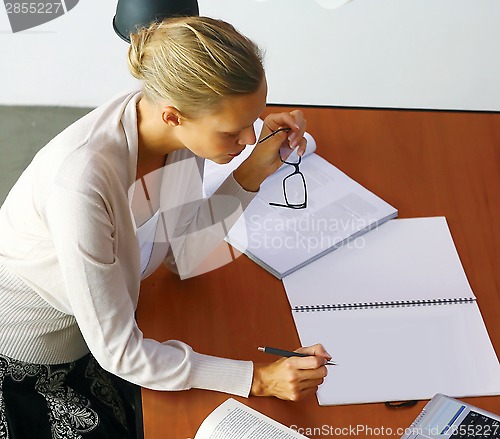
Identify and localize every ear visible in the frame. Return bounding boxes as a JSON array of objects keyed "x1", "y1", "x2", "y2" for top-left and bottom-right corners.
[{"x1": 161, "y1": 106, "x2": 184, "y2": 127}]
